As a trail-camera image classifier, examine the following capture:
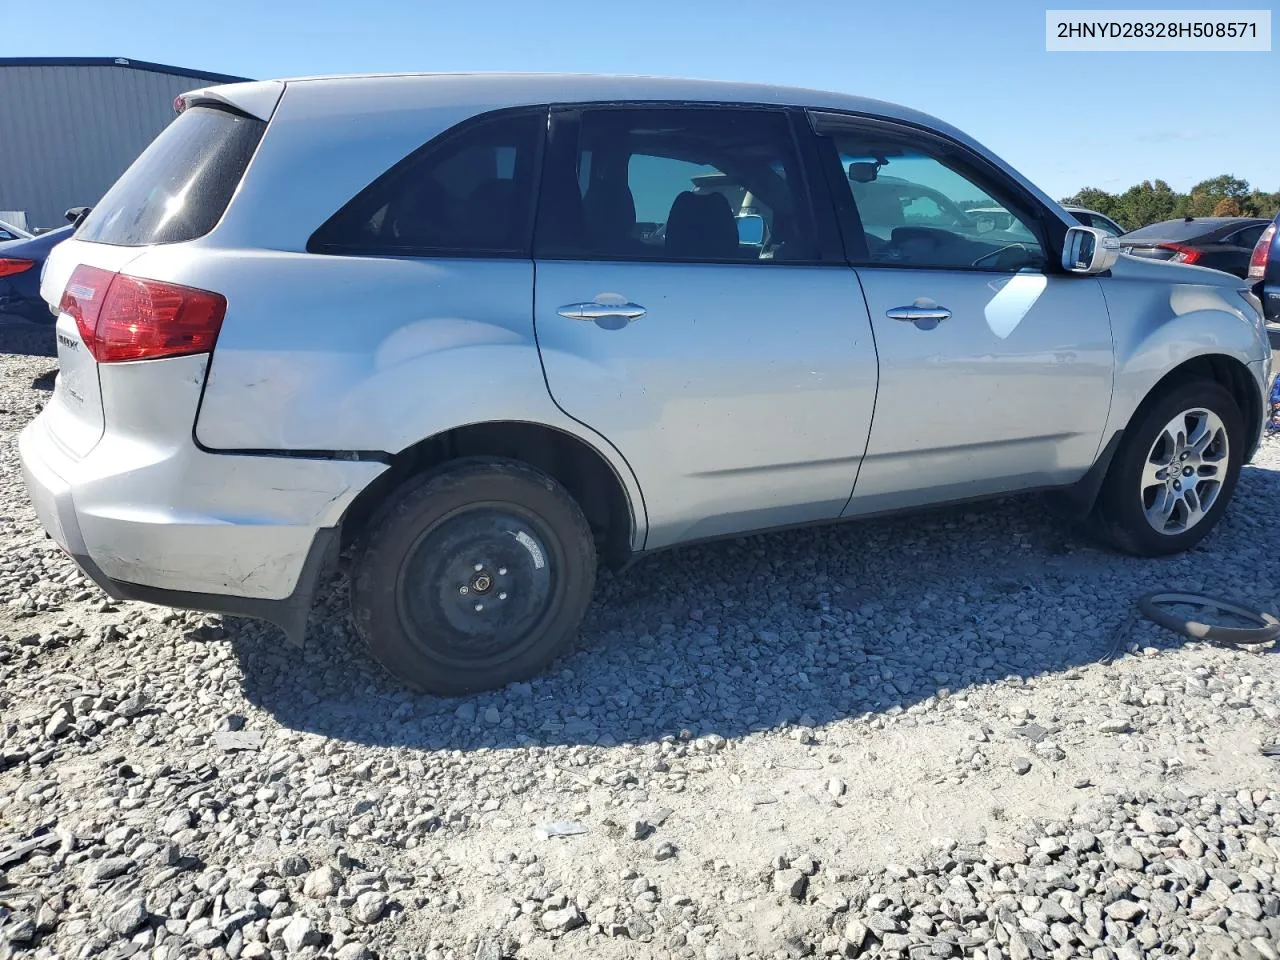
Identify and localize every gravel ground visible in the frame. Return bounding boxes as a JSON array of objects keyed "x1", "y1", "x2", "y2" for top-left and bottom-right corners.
[{"x1": 1, "y1": 325, "x2": 1278, "y2": 960}]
